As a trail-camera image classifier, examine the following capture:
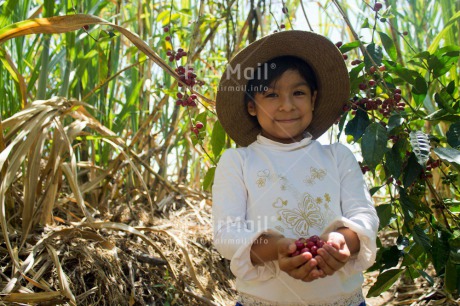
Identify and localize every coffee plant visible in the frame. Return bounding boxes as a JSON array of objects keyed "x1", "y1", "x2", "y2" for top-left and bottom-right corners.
[{"x1": 333, "y1": 5, "x2": 460, "y2": 298}]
